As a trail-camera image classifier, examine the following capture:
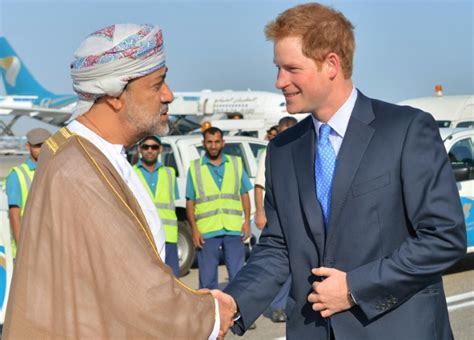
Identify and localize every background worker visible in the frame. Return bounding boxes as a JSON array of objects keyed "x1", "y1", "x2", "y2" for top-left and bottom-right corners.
[
  {"x1": 255, "y1": 116, "x2": 297, "y2": 230},
  {"x1": 254, "y1": 116, "x2": 297, "y2": 323},
  {"x1": 133, "y1": 135, "x2": 180, "y2": 277},
  {"x1": 186, "y1": 127, "x2": 252, "y2": 290},
  {"x1": 265, "y1": 125, "x2": 279, "y2": 141},
  {"x1": 5, "y1": 127, "x2": 51, "y2": 258}
]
